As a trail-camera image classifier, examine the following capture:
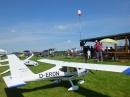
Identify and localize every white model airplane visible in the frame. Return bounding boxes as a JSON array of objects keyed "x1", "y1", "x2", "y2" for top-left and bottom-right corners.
[
  {"x1": 0, "y1": 53, "x2": 38, "y2": 74},
  {"x1": 2, "y1": 54, "x2": 130, "y2": 91},
  {"x1": 0, "y1": 52, "x2": 38, "y2": 66}
]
